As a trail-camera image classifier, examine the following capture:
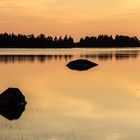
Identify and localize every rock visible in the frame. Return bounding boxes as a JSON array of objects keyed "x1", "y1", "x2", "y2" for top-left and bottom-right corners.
[
  {"x1": 0, "y1": 88, "x2": 27, "y2": 120},
  {"x1": 66, "y1": 59, "x2": 98, "y2": 71}
]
